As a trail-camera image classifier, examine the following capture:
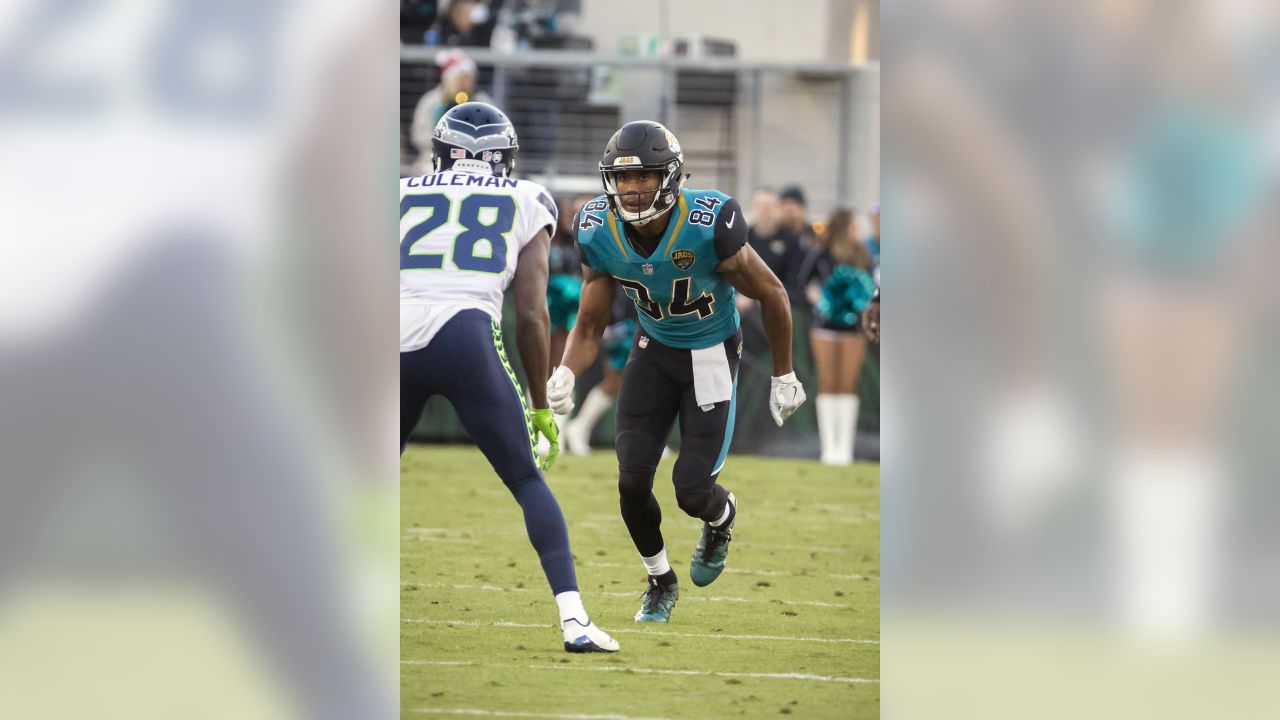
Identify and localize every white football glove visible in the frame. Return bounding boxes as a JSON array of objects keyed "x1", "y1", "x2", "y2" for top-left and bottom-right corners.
[
  {"x1": 769, "y1": 372, "x2": 807, "y2": 427},
  {"x1": 547, "y1": 365, "x2": 576, "y2": 415}
]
